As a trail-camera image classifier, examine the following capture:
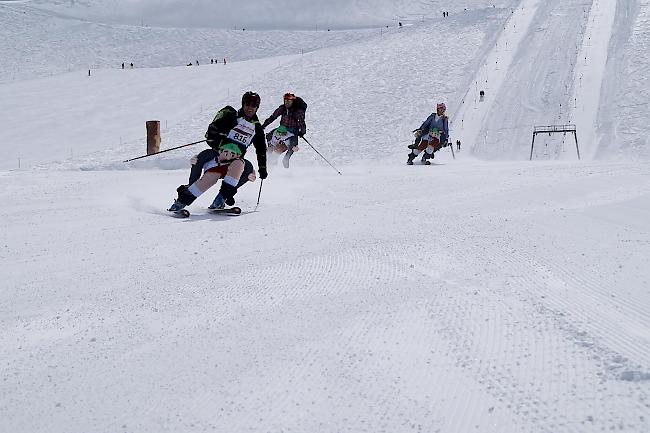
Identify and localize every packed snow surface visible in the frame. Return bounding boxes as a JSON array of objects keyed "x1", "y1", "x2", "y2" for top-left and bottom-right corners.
[{"x1": 1, "y1": 0, "x2": 649, "y2": 432}]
